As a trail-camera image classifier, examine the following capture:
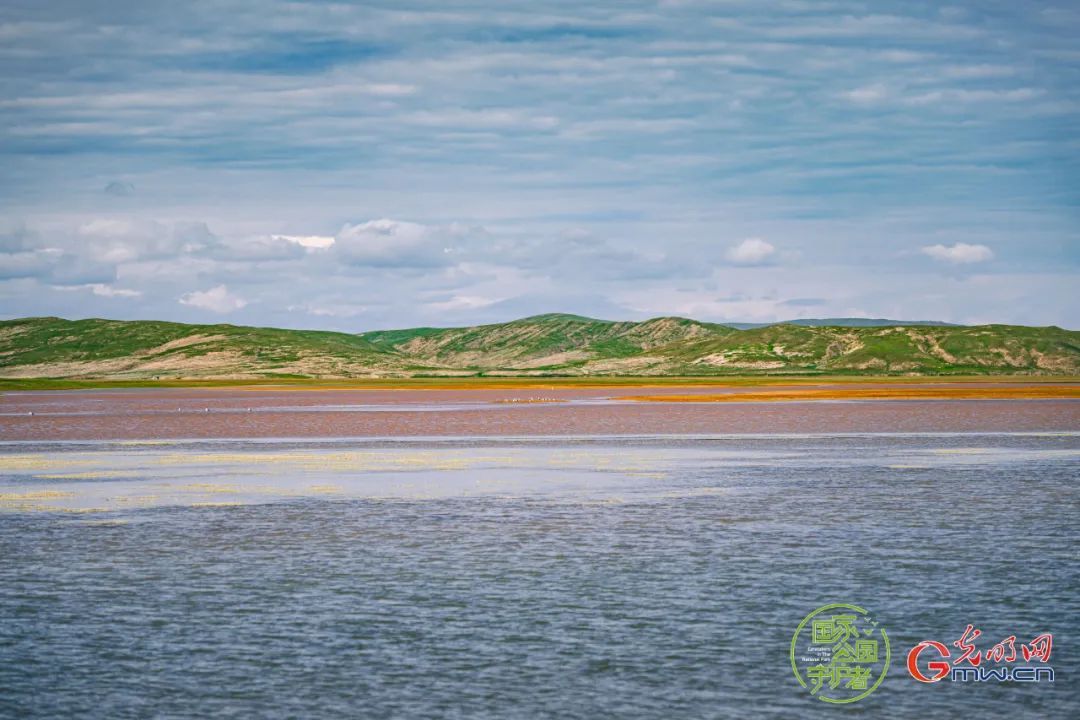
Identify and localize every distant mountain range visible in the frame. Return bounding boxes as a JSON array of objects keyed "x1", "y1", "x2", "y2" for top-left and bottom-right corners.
[
  {"x1": 723, "y1": 318, "x2": 958, "y2": 330},
  {"x1": 1, "y1": 314, "x2": 1077, "y2": 379}
]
